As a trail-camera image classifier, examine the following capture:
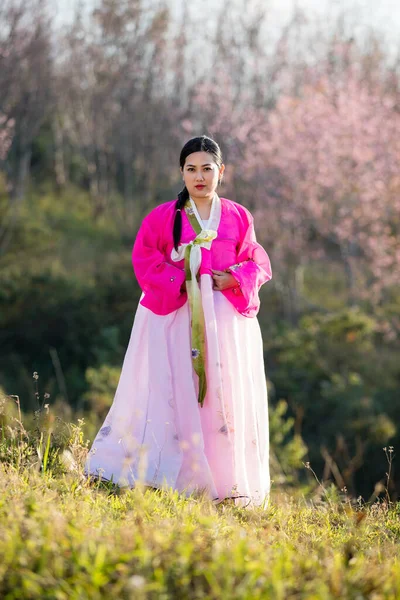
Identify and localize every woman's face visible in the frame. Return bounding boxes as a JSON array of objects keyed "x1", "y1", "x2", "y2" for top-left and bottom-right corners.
[{"x1": 180, "y1": 151, "x2": 225, "y2": 202}]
